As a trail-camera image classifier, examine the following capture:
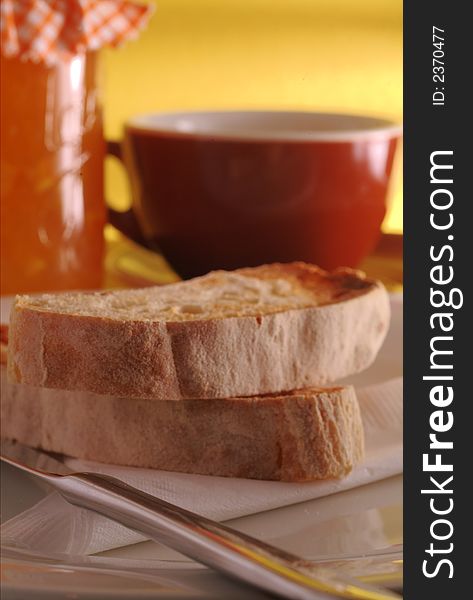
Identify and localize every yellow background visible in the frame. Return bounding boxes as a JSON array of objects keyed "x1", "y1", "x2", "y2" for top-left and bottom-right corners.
[{"x1": 103, "y1": 0, "x2": 402, "y2": 233}]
